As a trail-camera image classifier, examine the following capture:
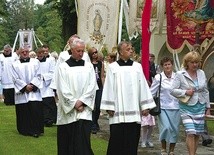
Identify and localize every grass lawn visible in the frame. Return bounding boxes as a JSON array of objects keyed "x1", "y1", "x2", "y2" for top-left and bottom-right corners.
[
  {"x1": 0, "y1": 103, "x2": 108, "y2": 155},
  {"x1": 207, "y1": 120, "x2": 214, "y2": 135}
]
